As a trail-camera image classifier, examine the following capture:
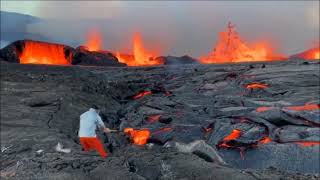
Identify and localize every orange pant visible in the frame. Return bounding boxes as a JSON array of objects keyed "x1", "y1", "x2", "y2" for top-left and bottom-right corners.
[{"x1": 80, "y1": 137, "x2": 108, "y2": 158}]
